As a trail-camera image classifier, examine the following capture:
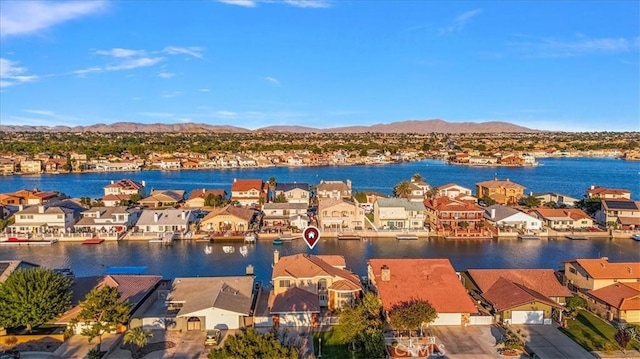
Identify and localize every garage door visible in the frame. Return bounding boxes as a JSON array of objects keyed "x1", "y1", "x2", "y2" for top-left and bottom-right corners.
[
  {"x1": 280, "y1": 313, "x2": 312, "y2": 327},
  {"x1": 511, "y1": 311, "x2": 543, "y2": 324},
  {"x1": 142, "y1": 317, "x2": 166, "y2": 330},
  {"x1": 432, "y1": 313, "x2": 462, "y2": 326}
]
